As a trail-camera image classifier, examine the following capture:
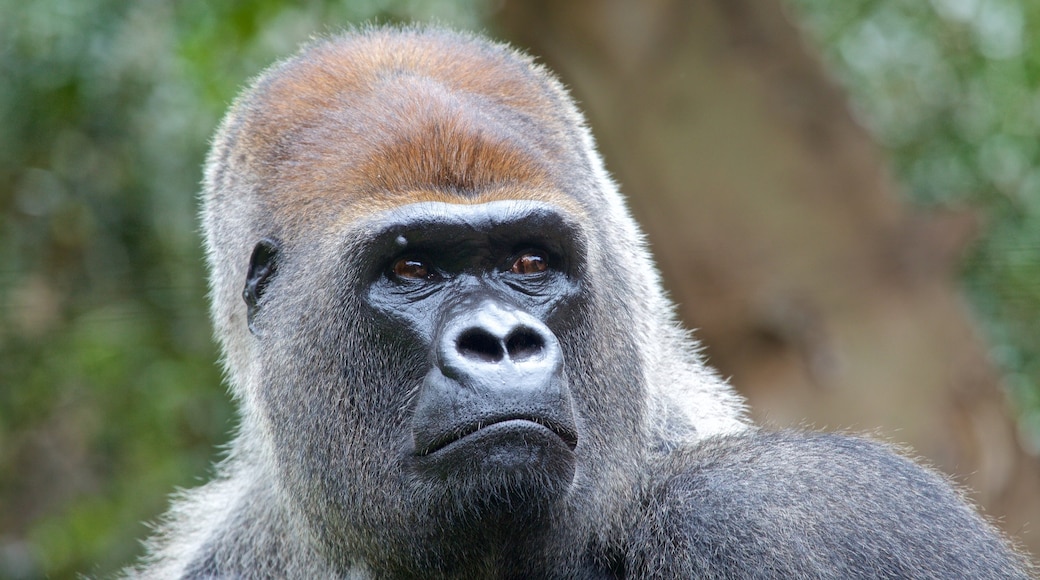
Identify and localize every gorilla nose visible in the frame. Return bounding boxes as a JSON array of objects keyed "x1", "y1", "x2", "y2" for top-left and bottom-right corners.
[
  {"x1": 438, "y1": 300, "x2": 561, "y2": 378},
  {"x1": 456, "y1": 326, "x2": 546, "y2": 363}
]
